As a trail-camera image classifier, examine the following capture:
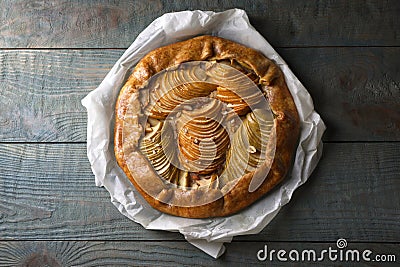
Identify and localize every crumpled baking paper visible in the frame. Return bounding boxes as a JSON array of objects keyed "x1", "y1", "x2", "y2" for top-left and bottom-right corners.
[{"x1": 81, "y1": 9, "x2": 326, "y2": 258}]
